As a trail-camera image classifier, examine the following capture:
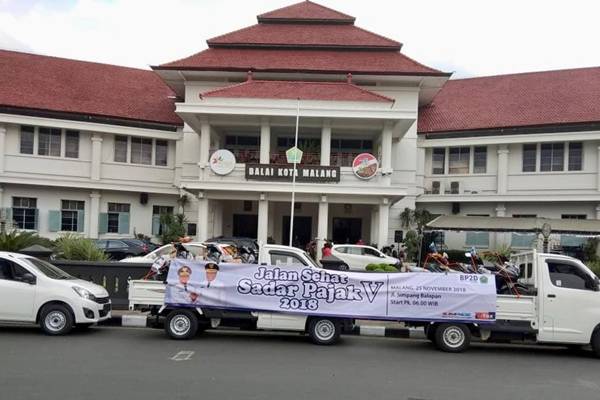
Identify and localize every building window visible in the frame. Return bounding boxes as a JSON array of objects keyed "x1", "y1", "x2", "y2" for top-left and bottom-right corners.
[
  {"x1": 107, "y1": 203, "x2": 131, "y2": 233},
  {"x1": 20, "y1": 126, "x2": 34, "y2": 154},
  {"x1": 568, "y1": 142, "x2": 583, "y2": 171},
  {"x1": 12, "y1": 197, "x2": 37, "y2": 230},
  {"x1": 152, "y1": 205, "x2": 174, "y2": 235},
  {"x1": 131, "y1": 137, "x2": 152, "y2": 165},
  {"x1": 561, "y1": 214, "x2": 587, "y2": 220},
  {"x1": 522, "y1": 144, "x2": 537, "y2": 172},
  {"x1": 155, "y1": 140, "x2": 168, "y2": 166},
  {"x1": 432, "y1": 148, "x2": 445, "y2": 175},
  {"x1": 540, "y1": 142, "x2": 564, "y2": 171},
  {"x1": 473, "y1": 146, "x2": 487, "y2": 173},
  {"x1": 61, "y1": 200, "x2": 84, "y2": 232},
  {"x1": 186, "y1": 223, "x2": 197, "y2": 236},
  {"x1": 114, "y1": 135, "x2": 128, "y2": 162},
  {"x1": 38, "y1": 127, "x2": 61, "y2": 157},
  {"x1": 448, "y1": 147, "x2": 470, "y2": 174},
  {"x1": 512, "y1": 214, "x2": 537, "y2": 218},
  {"x1": 65, "y1": 130, "x2": 80, "y2": 158},
  {"x1": 466, "y1": 232, "x2": 489, "y2": 247}
]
